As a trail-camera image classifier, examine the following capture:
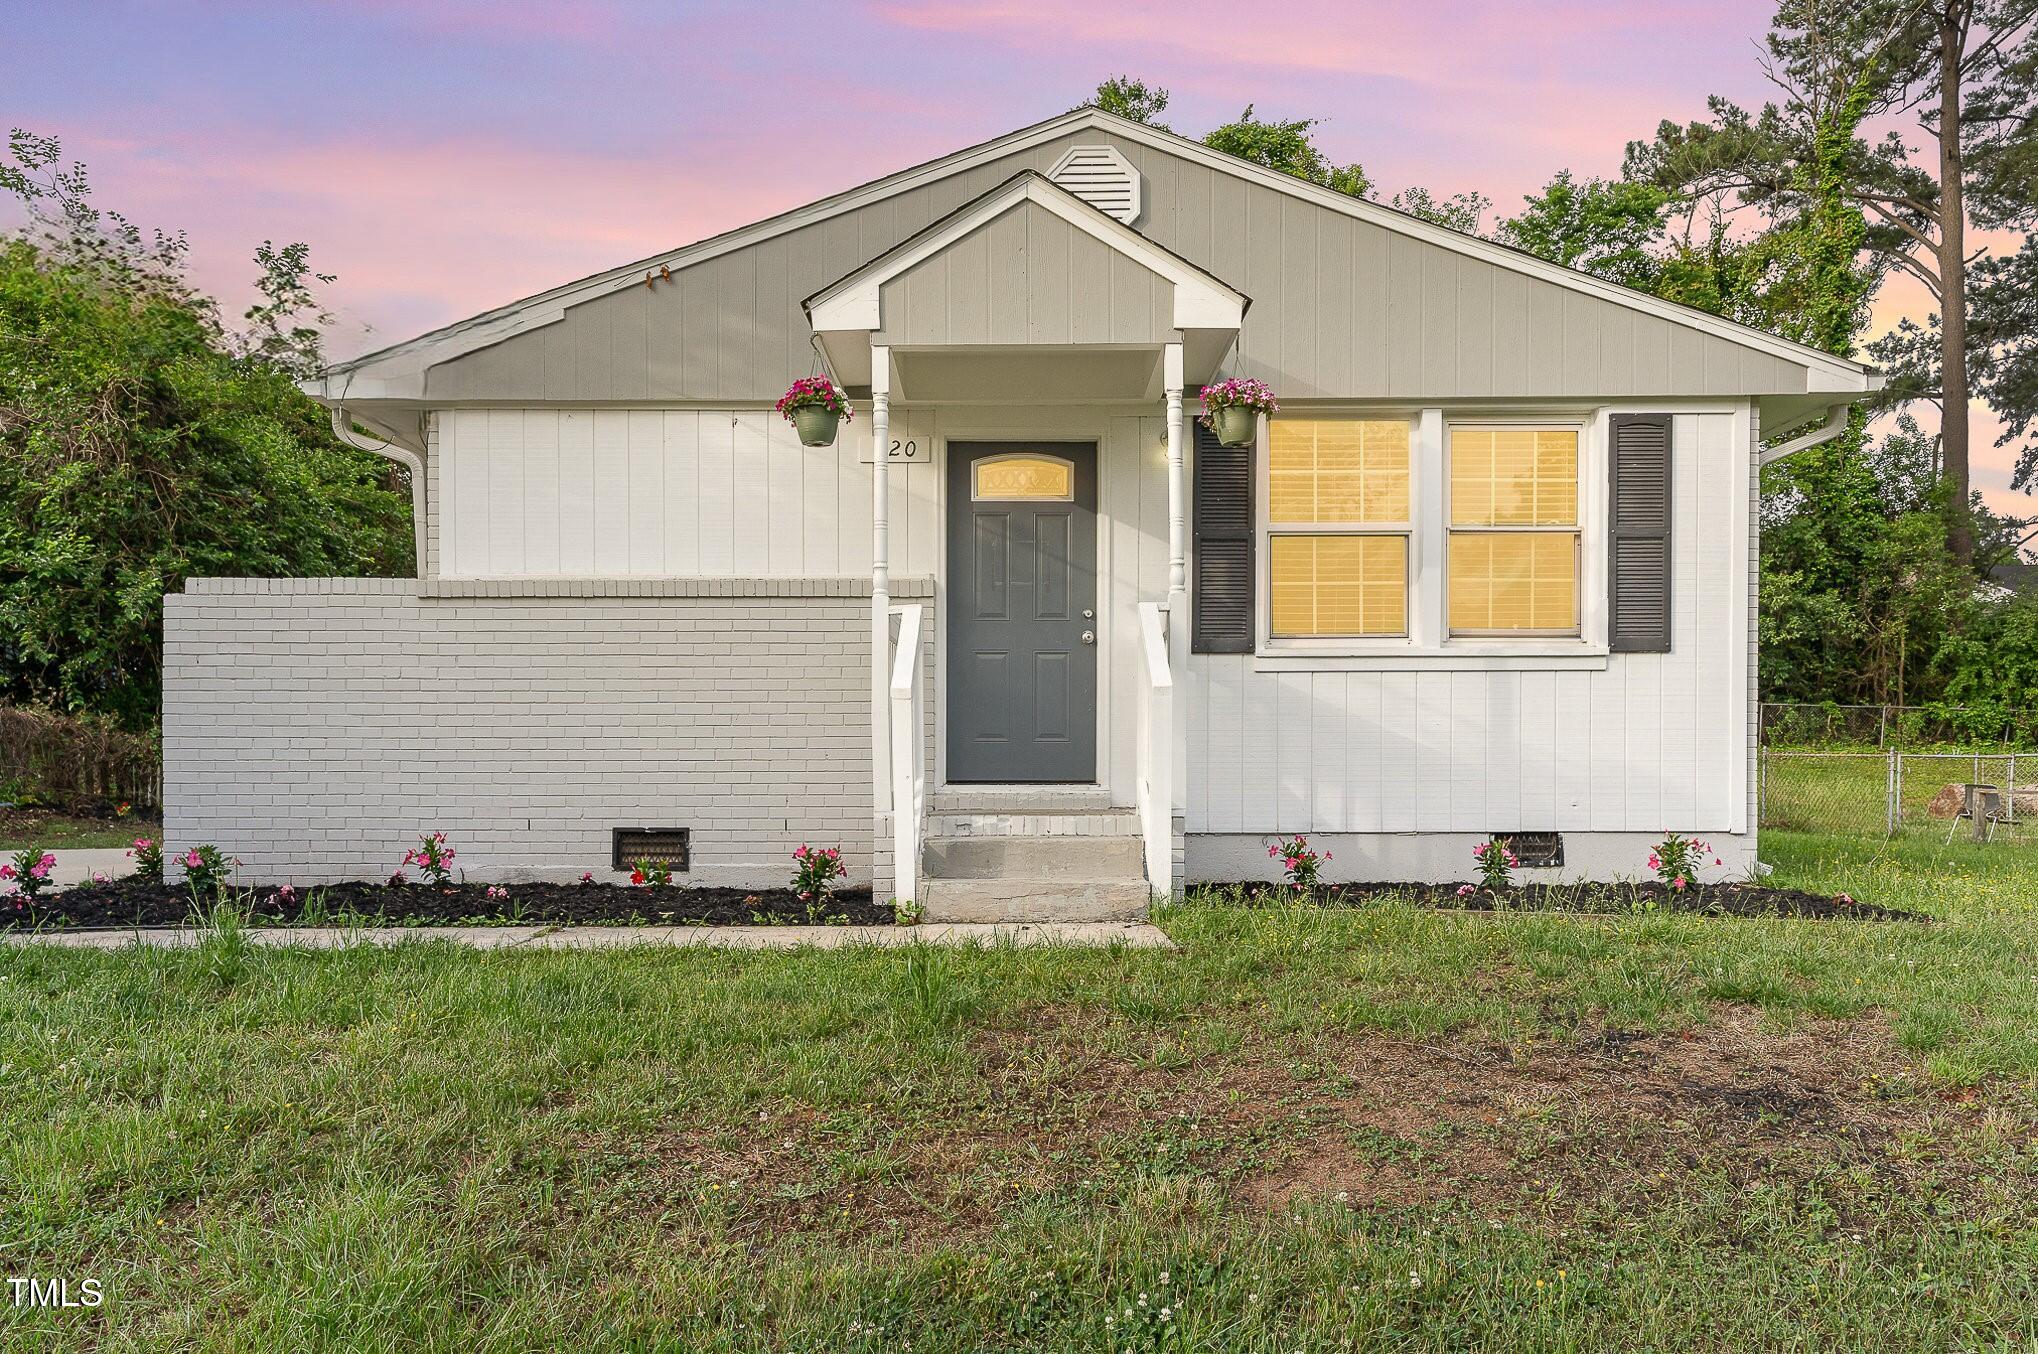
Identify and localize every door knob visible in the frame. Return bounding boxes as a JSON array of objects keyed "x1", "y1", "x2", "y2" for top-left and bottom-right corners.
[
  {"x1": 1080, "y1": 630, "x2": 1095, "y2": 645},
  {"x1": 1081, "y1": 608, "x2": 1094, "y2": 619}
]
